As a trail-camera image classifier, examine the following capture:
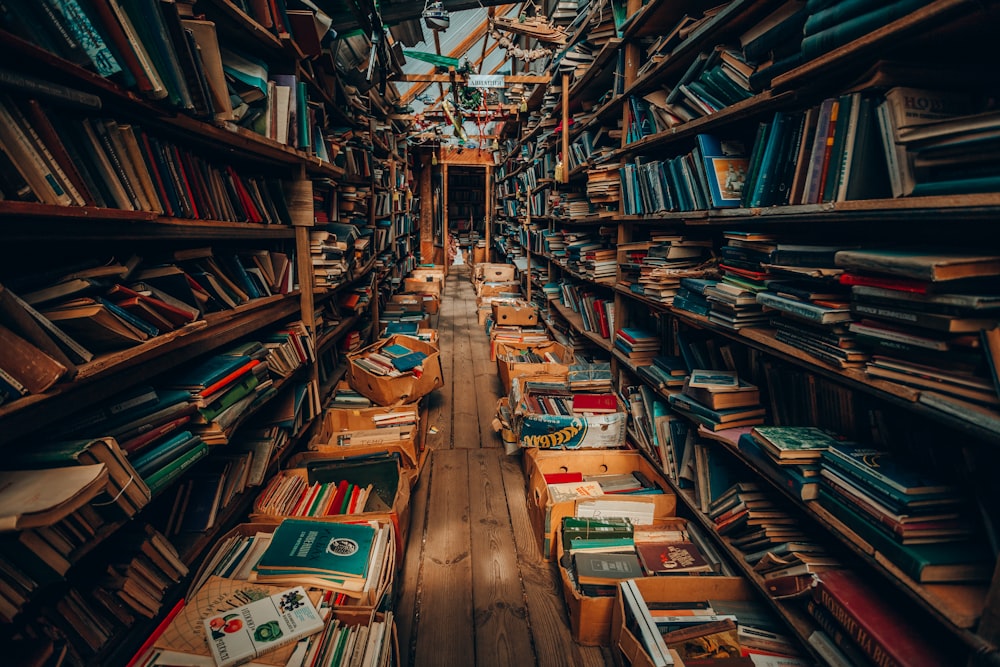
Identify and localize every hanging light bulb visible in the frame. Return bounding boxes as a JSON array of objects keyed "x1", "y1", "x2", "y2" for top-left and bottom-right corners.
[{"x1": 431, "y1": 150, "x2": 438, "y2": 166}]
